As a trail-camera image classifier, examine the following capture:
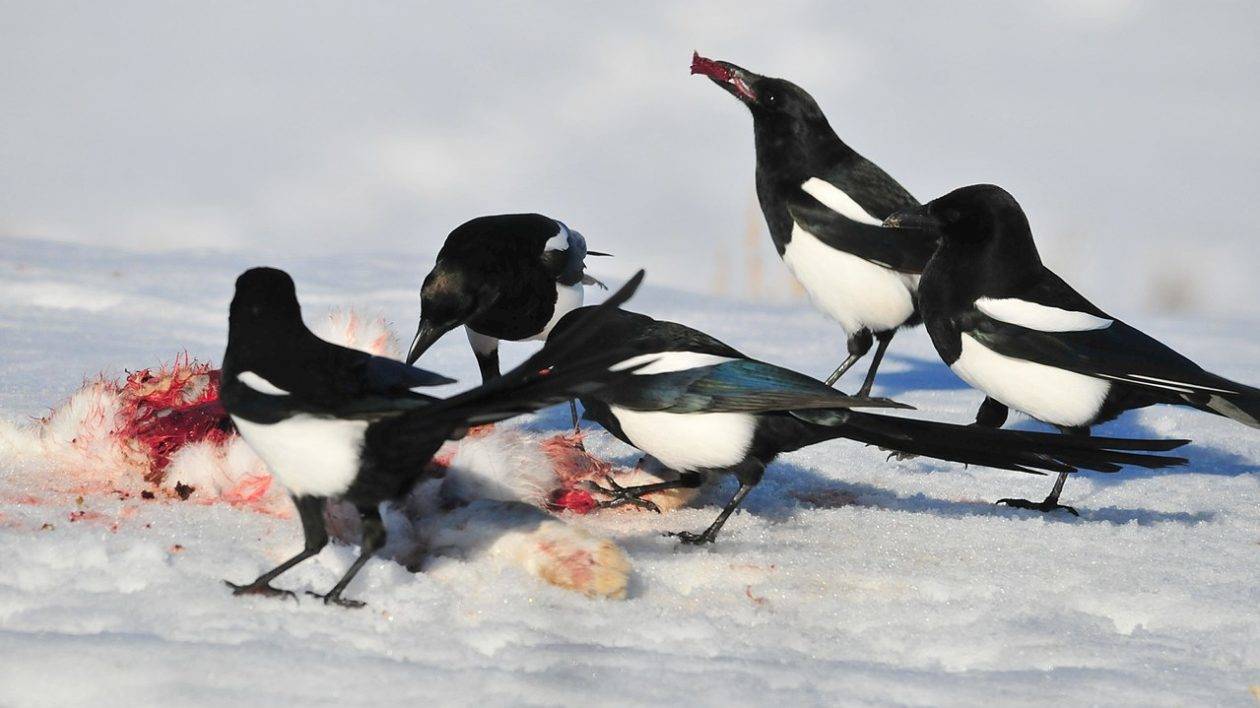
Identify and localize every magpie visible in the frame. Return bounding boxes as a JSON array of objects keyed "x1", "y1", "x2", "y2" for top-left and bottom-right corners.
[
  {"x1": 550, "y1": 307, "x2": 1190, "y2": 544},
  {"x1": 220, "y1": 266, "x2": 646, "y2": 607},
  {"x1": 405, "y1": 213, "x2": 609, "y2": 382},
  {"x1": 886, "y1": 184, "x2": 1260, "y2": 514},
  {"x1": 691, "y1": 53, "x2": 936, "y2": 395}
]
